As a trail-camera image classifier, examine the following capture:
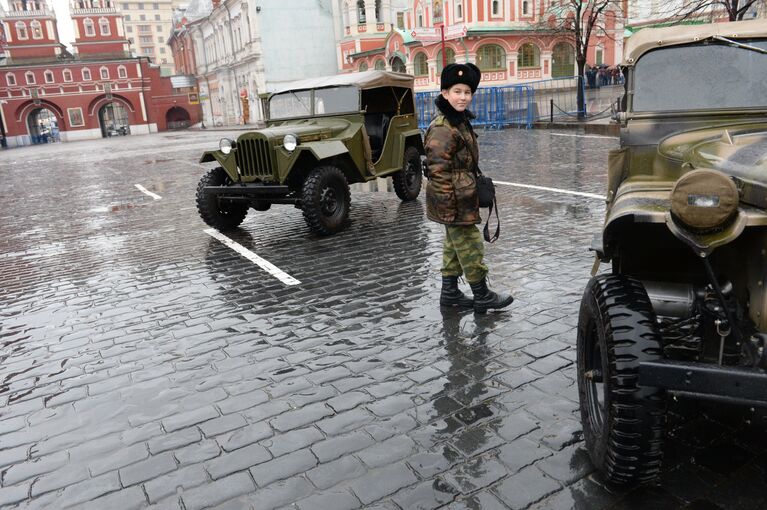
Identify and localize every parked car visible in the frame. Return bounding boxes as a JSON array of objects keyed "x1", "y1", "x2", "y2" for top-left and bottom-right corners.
[
  {"x1": 196, "y1": 70, "x2": 425, "y2": 235},
  {"x1": 577, "y1": 19, "x2": 767, "y2": 485}
]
